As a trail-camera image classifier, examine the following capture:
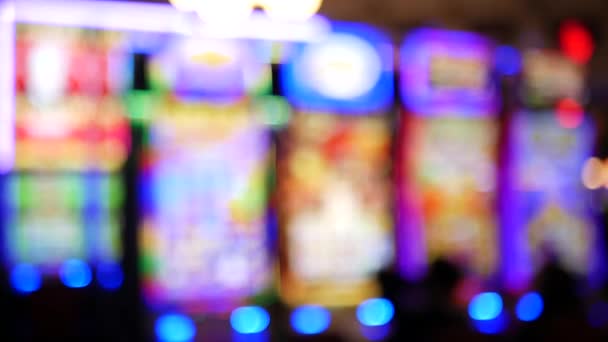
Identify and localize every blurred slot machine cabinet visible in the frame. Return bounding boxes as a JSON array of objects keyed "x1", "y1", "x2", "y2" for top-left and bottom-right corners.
[
  {"x1": 2, "y1": 24, "x2": 131, "y2": 338},
  {"x1": 503, "y1": 49, "x2": 605, "y2": 291},
  {"x1": 397, "y1": 29, "x2": 500, "y2": 282},
  {"x1": 138, "y1": 35, "x2": 275, "y2": 340},
  {"x1": 278, "y1": 22, "x2": 396, "y2": 339}
]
